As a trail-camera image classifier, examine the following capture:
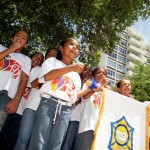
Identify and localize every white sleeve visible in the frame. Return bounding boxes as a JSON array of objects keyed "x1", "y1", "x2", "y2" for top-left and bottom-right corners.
[
  {"x1": 77, "y1": 74, "x2": 82, "y2": 91},
  {"x1": 81, "y1": 83, "x2": 88, "y2": 101},
  {"x1": 22, "y1": 56, "x2": 31, "y2": 76},
  {"x1": 28, "y1": 66, "x2": 41, "y2": 86},
  {"x1": 38, "y1": 57, "x2": 57, "y2": 83},
  {"x1": 0, "y1": 44, "x2": 7, "y2": 52}
]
